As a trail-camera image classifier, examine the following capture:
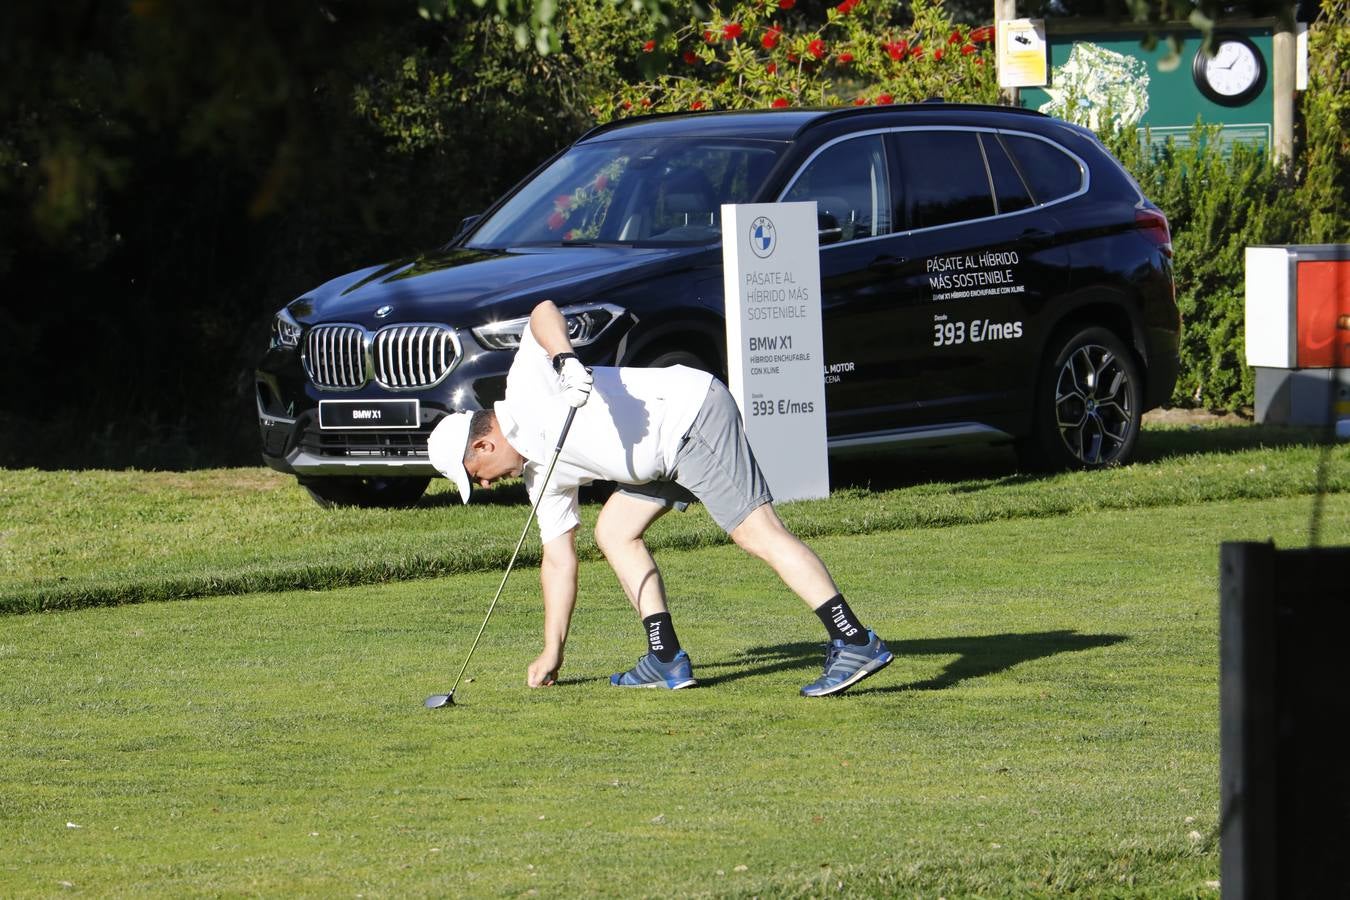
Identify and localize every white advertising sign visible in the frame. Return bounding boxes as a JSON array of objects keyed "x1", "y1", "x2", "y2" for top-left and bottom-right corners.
[
  {"x1": 998, "y1": 18, "x2": 1048, "y2": 88},
  {"x1": 721, "y1": 202, "x2": 829, "y2": 502}
]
